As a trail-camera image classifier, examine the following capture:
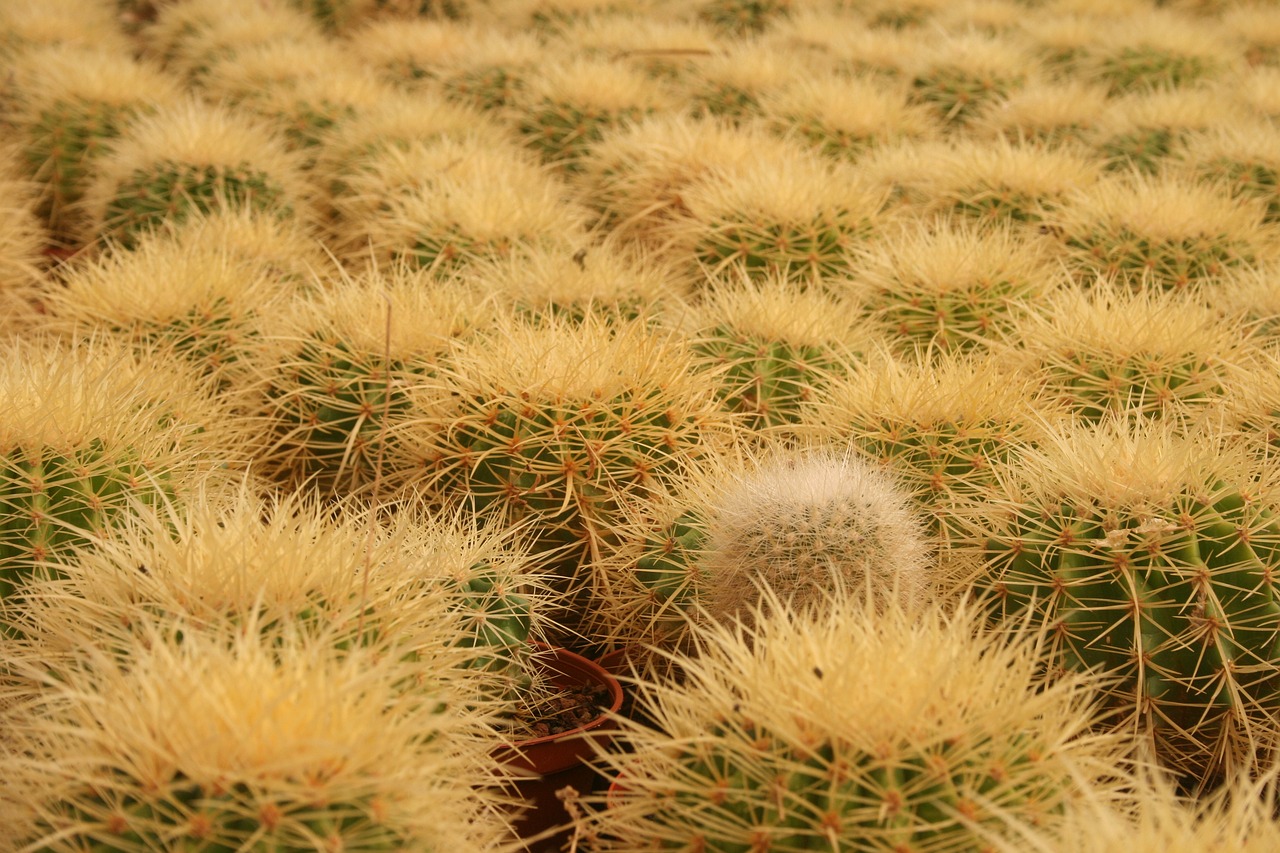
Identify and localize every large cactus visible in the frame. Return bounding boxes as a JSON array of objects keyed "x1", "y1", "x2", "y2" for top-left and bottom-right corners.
[
  {"x1": 967, "y1": 419, "x2": 1280, "y2": 789},
  {"x1": 581, "y1": 596, "x2": 1131, "y2": 852}
]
